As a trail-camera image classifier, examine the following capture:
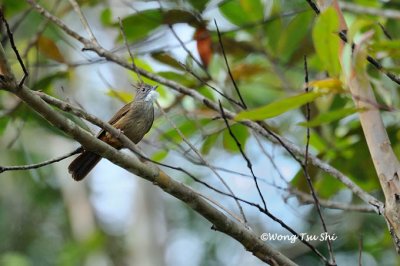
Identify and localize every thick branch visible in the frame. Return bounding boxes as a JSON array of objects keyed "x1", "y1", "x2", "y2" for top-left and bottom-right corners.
[{"x1": 330, "y1": 0, "x2": 400, "y2": 252}]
